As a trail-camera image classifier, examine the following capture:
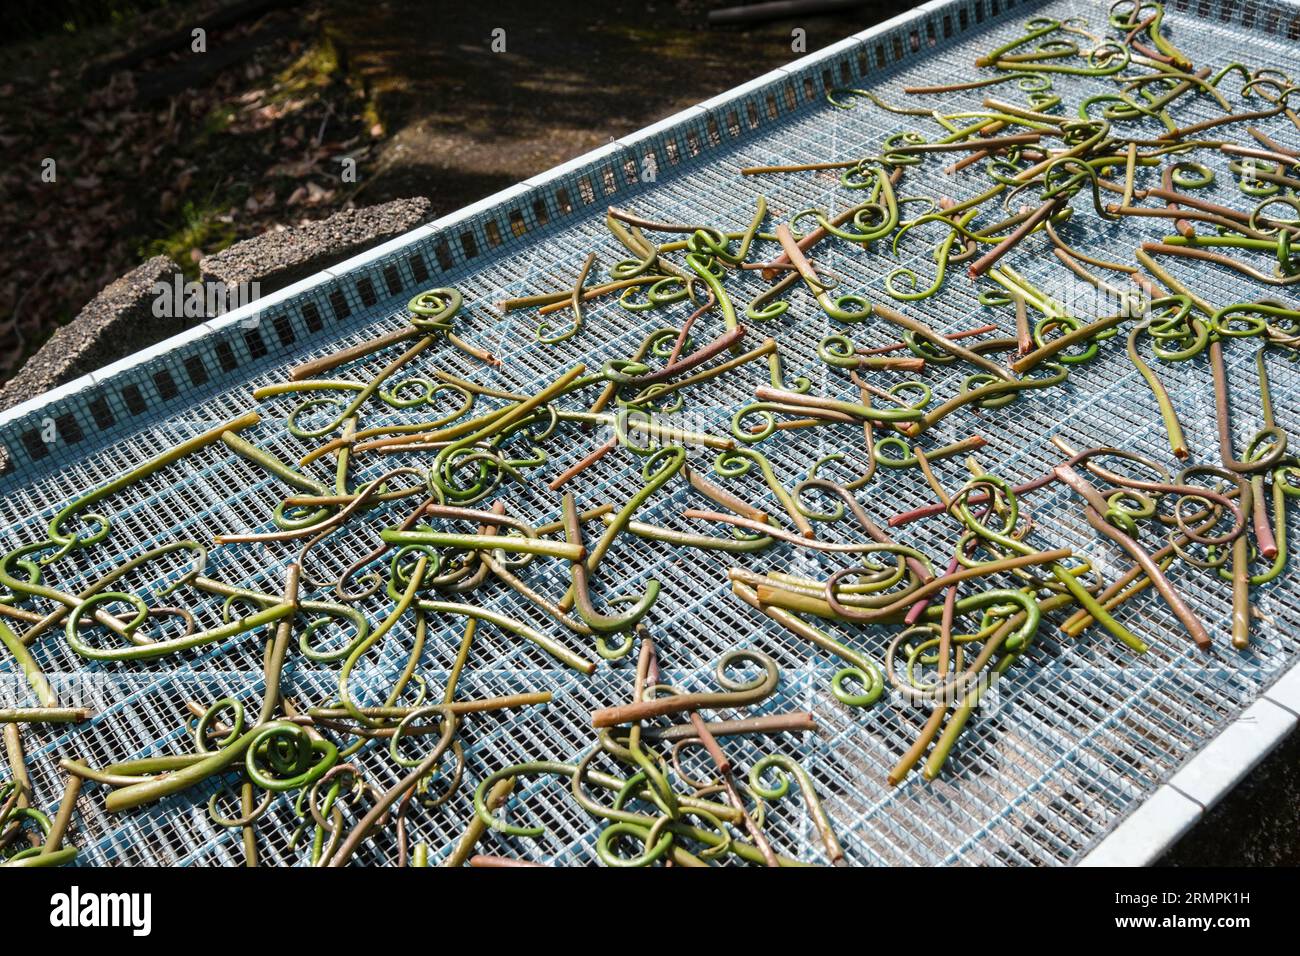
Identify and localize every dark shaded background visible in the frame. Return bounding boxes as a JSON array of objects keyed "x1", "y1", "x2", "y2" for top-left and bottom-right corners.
[
  {"x1": 0, "y1": 0, "x2": 1294, "y2": 865},
  {"x1": 1, "y1": 0, "x2": 907, "y2": 377}
]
